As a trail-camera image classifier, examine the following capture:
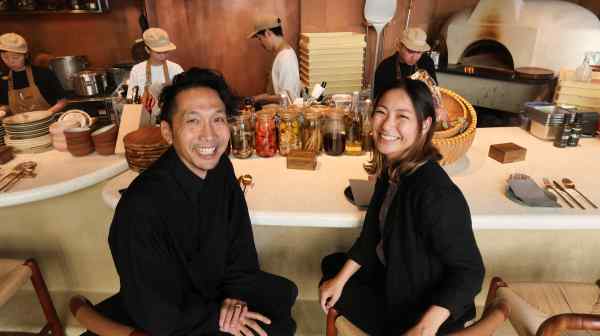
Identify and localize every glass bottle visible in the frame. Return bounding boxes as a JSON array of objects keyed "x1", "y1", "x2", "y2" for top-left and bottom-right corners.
[
  {"x1": 344, "y1": 91, "x2": 363, "y2": 155},
  {"x1": 302, "y1": 108, "x2": 322, "y2": 154},
  {"x1": 575, "y1": 55, "x2": 592, "y2": 83},
  {"x1": 361, "y1": 99, "x2": 373, "y2": 152},
  {"x1": 322, "y1": 109, "x2": 346, "y2": 156},
  {"x1": 255, "y1": 111, "x2": 277, "y2": 157},
  {"x1": 278, "y1": 111, "x2": 301, "y2": 156},
  {"x1": 554, "y1": 112, "x2": 573, "y2": 148},
  {"x1": 230, "y1": 114, "x2": 254, "y2": 159},
  {"x1": 568, "y1": 113, "x2": 582, "y2": 147}
]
